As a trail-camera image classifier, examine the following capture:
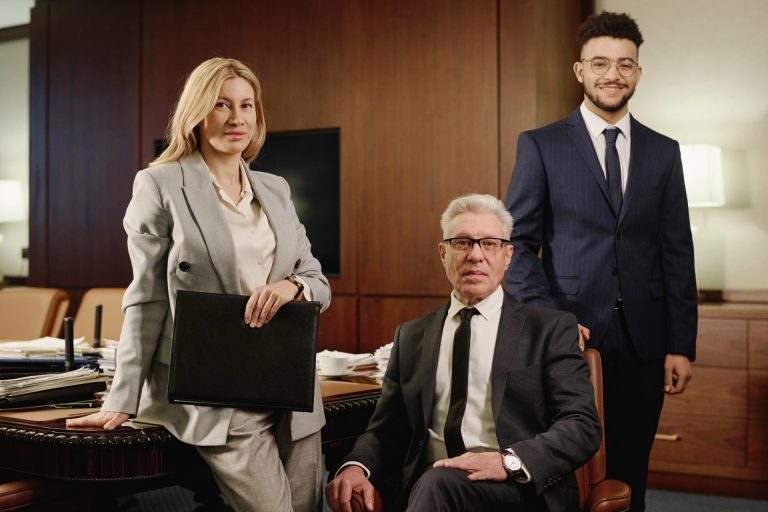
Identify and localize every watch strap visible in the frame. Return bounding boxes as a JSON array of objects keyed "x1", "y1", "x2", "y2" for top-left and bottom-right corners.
[{"x1": 286, "y1": 274, "x2": 304, "y2": 299}]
